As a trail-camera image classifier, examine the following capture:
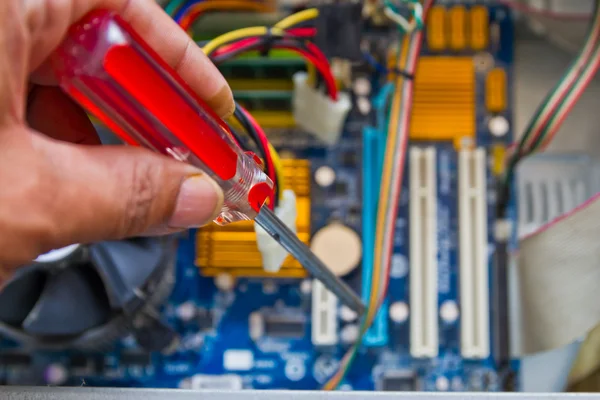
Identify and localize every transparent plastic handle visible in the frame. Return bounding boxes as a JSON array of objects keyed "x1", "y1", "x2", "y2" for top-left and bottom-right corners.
[{"x1": 51, "y1": 10, "x2": 273, "y2": 224}]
